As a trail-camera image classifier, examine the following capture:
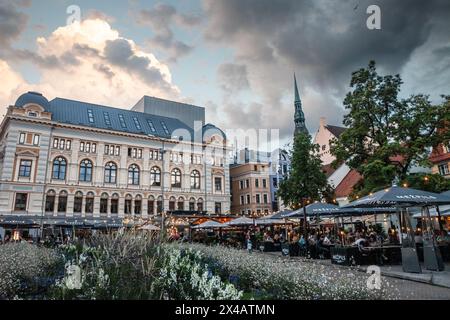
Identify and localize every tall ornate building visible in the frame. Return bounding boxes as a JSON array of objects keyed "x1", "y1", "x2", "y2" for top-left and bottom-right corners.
[
  {"x1": 293, "y1": 74, "x2": 308, "y2": 136},
  {"x1": 0, "y1": 91, "x2": 230, "y2": 238}
]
